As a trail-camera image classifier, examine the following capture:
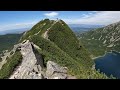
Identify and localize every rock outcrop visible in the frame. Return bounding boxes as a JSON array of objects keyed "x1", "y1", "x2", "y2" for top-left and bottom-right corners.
[
  {"x1": 9, "y1": 40, "x2": 76, "y2": 79},
  {"x1": 45, "y1": 61, "x2": 68, "y2": 79},
  {"x1": 9, "y1": 40, "x2": 44, "y2": 79},
  {"x1": 45, "y1": 61, "x2": 76, "y2": 79}
]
